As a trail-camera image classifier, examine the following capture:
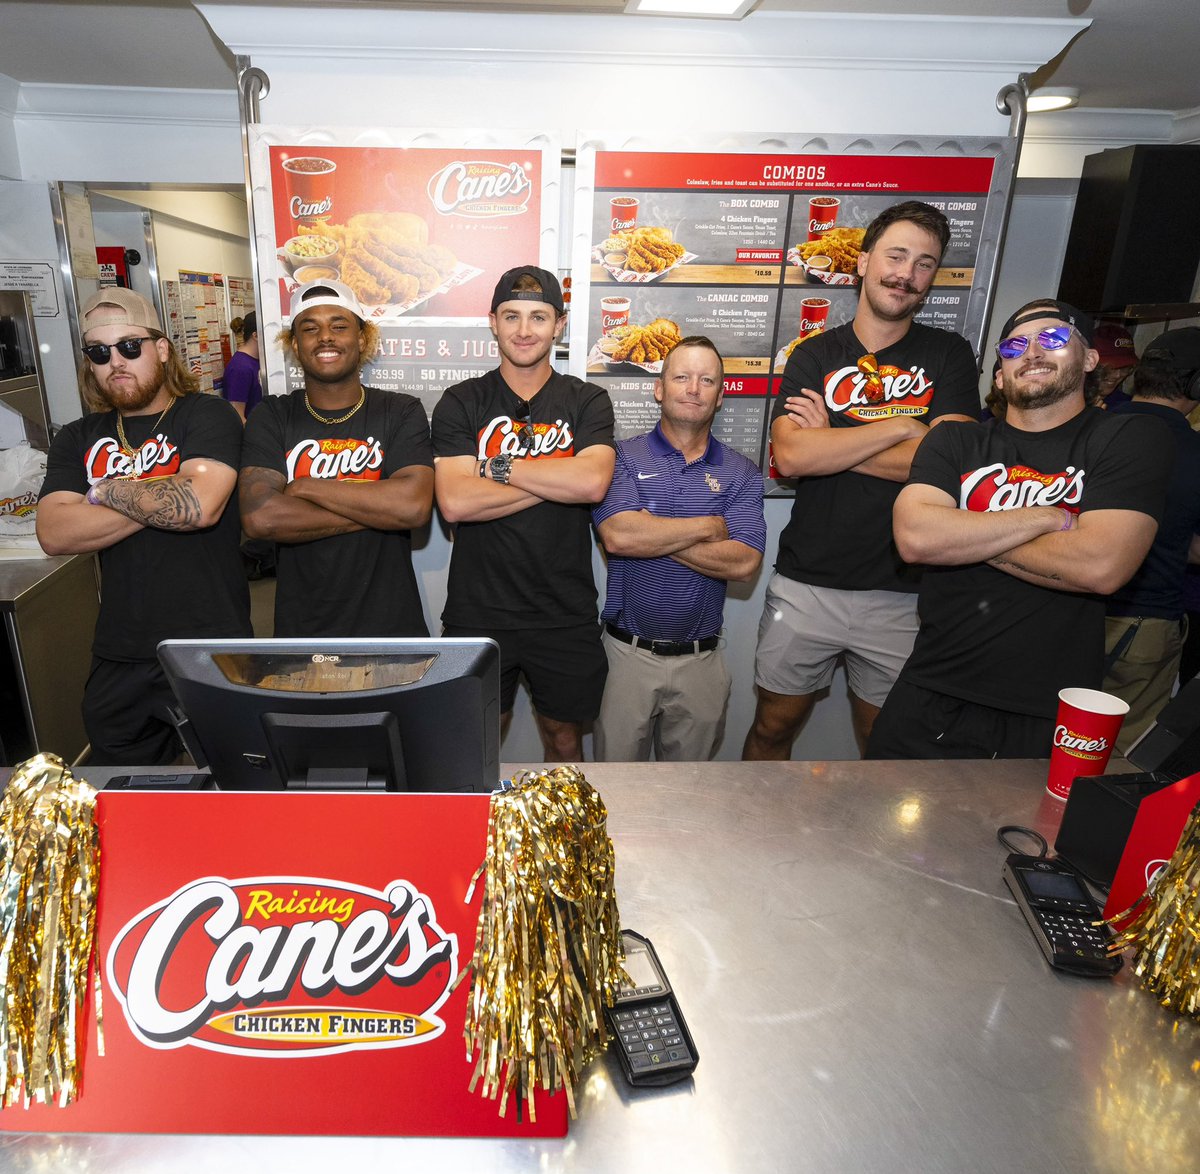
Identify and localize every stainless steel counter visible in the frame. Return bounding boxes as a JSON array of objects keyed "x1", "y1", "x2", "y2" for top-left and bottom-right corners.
[
  {"x1": 0, "y1": 553, "x2": 97, "y2": 763},
  {"x1": 2, "y1": 759, "x2": 1197, "y2": 1172}
]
